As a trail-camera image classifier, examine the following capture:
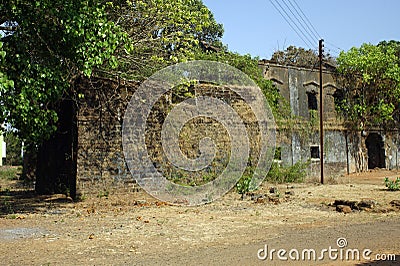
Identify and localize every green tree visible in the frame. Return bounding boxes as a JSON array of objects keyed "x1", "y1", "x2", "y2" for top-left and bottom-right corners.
[
  {"x1": 0, "y1": 0, "x2": 224, "y2": 143},
  {"x1": 0, "y1": 41, "x2": 14, "y2": 108},
  {"x1": 378, "y1": 40, "x2": 400, "y2": 61},
  {"x1": 0, "y1": 0, "x2": 128, "y2": 143},
  {"x1": 0, "y1": 0, "x2": 225, "y2": 196},
  {"x1": 336, "y1": 42, "x2": 400, "y2": 130},
  {"x1": 110, "y1": 0, "x2": 224, "y2": 80},
  {"x1": 270, "y1": 45, "x2": 336, "y2": 68},
  {"x1": 270, "y1": 46, "x2": 318, "y2": 67}
]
